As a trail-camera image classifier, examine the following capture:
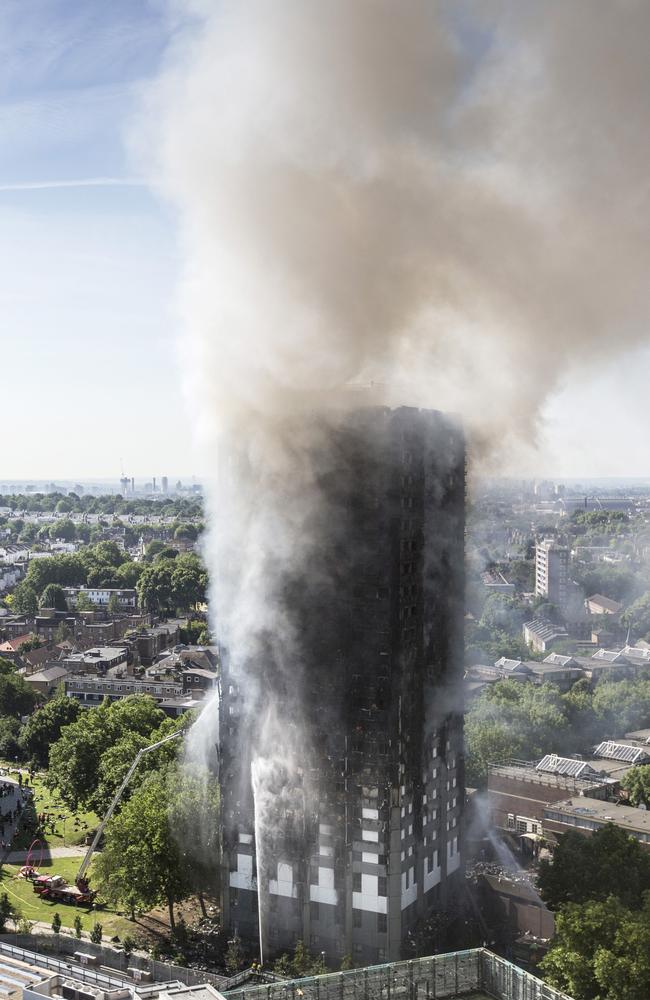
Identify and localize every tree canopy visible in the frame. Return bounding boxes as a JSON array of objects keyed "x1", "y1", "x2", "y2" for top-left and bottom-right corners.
[
  {"x1": 47, "y1": 696, "x2": 171, "y2": 810},
  {"x1": 466, "y1": 677, "x2": 650, "y2": 786},
  {"x1": 94, "y1": 766, "x2": 204, "y2": 928},
  {"x1": 465, "y1": 681, "x2": 570, "y2": 785},
  {"x1": 0, "y1": 673, "x2": 39, "y2": 718},
  {"x1": 538, "y1": 825, "x2": 650, "y2": 912},
  {"x1": 20, "y1": 694, "x2": 81, "y2": 767},
  {"x1": 39, "y1": 583, "x2": 68, "y2": 612},
  {"x1": 622, "y1": 591, "x2": 650, "y2": 641},
  {"x1": 541, "y1": 895, "x2": 650, "y2": 1000},
  {"x1": 621, "y1": 764, "x2": 650, "y2": 808},
  {"x1": 11, "y1": 582, "x2": 38, "y2": 617},
  {"x1": 137, "y1": 553, "x2": 207, "y2": 614}
]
